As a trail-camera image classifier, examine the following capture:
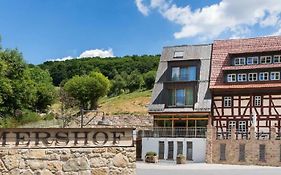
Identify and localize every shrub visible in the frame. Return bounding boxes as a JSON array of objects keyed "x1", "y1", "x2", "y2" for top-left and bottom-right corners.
[{"x1": 145, "y1": 151, "x2": 157, "y2": 157}]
